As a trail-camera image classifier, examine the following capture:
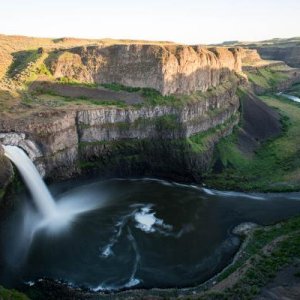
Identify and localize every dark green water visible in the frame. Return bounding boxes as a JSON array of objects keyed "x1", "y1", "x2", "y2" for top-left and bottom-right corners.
[{"x1": 1, "y1": 178, "x2": 300, "y2": 291}]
